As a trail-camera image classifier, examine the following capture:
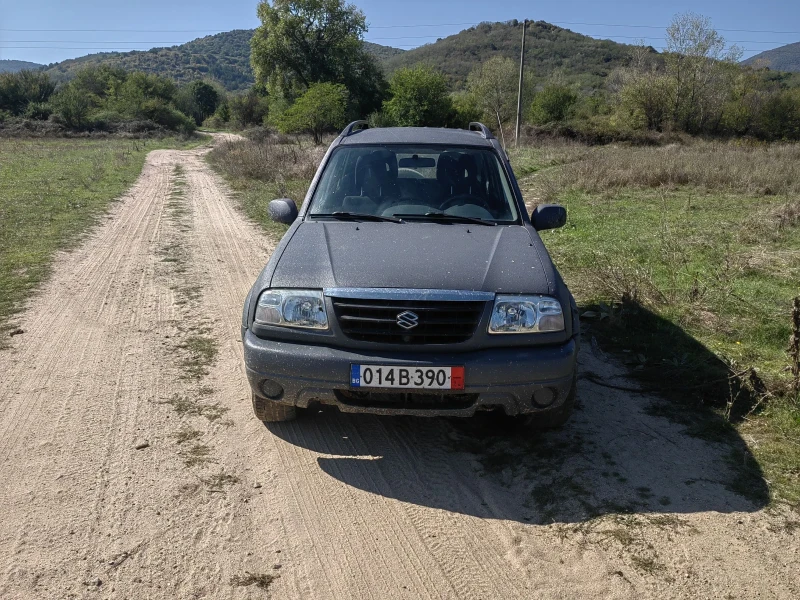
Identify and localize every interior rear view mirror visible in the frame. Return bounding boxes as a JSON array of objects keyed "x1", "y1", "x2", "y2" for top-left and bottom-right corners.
[{"x1": 399, "y1": 156, "x2": 436, "y2": 168}]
